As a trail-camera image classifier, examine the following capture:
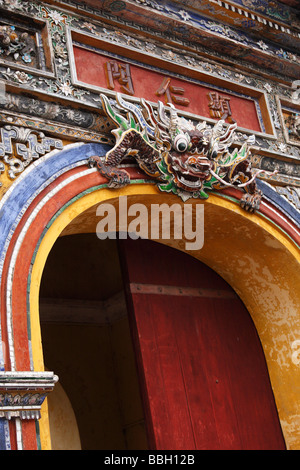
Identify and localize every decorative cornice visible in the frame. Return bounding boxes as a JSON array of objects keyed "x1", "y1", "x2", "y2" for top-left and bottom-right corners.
[
  {"x1": 1, "y1": 0, "x2": 299, "y2": 81},
  {"x1": 0, "y1": 0, "x2": 298, "y2": 191},
  {"x1": 0, "y1": 124, "x2": 64, "y2": 184},
  {"x1": 45, "y1": 0, "x2": 300, "y2": 37},
  {"x1": 275, "y1": 185, "x2": 300, "y2": 211},
  {"x1": 0, "y1": 371, "x2": 58, "y2": 420}
]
